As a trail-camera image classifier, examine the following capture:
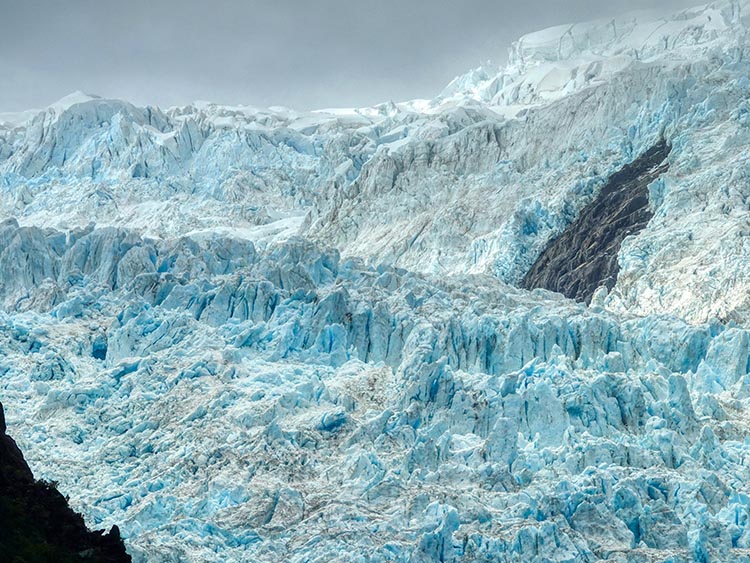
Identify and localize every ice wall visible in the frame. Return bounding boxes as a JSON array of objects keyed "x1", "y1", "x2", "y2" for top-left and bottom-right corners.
[
  {"x1": 2, "y1": 3, "x2": 750, "y2": 563},
  {"x1": 0, "y1": 222, "x2": 749, "y2": 561}
]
